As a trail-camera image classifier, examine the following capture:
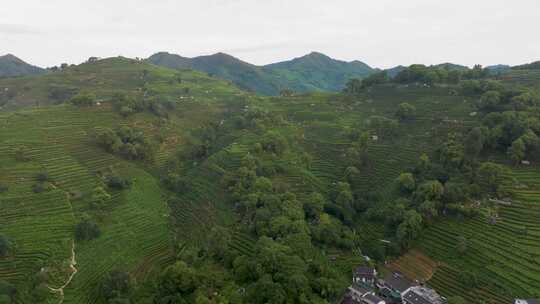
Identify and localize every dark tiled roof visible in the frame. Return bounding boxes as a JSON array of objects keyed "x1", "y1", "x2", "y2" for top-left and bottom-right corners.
[
  {"x1": 382, "y1": 273, "x2": 413, "y2": 293},
  {"x1": 525, "y1": 300, "x2": 540, "y2": 304},
  {"x1": 355, "y1": 266, "x2": 376, "y2": 275},
  {"x1": 403, "y1": 290, "x2": 432, "y2": 304}
]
